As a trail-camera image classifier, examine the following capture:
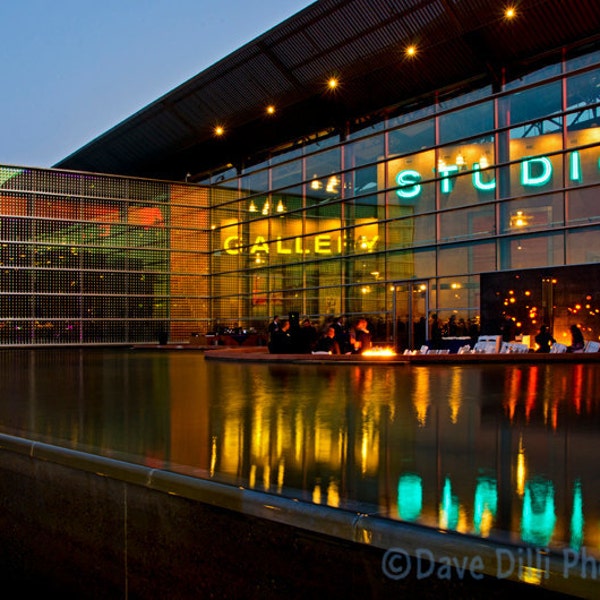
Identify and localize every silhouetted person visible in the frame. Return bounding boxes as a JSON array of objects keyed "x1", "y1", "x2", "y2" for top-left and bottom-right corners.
[
  {"x1": 270, "y1": 319, "x2": 293, "y2": 353},
  {"x1": 315, "y1": 326, "x2": 341, "y2": 354},
  {"x1": 352, "y1": 318, "x2": 372, "y2": 354},
  {"x1": 535, "y1": 325, "x2": 556, "y2": 353},
  {"x1": 567, "y1": 324, "x2": 584, "y2": 352},
  {"x1": 267, "y1": 315, "x2": 280, "y2": 352},
  {"x1": 297, "y1": 318, "x2": 318, "y2": 353}
]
